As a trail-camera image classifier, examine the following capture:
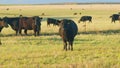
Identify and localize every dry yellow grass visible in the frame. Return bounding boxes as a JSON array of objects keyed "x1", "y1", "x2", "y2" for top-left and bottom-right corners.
[
  {"x1": 1, "y1": 4, "x2": 120, "y2": 68},
  {"x1": 0, "y1": 4, "x2": 120, "y2": 10}
]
